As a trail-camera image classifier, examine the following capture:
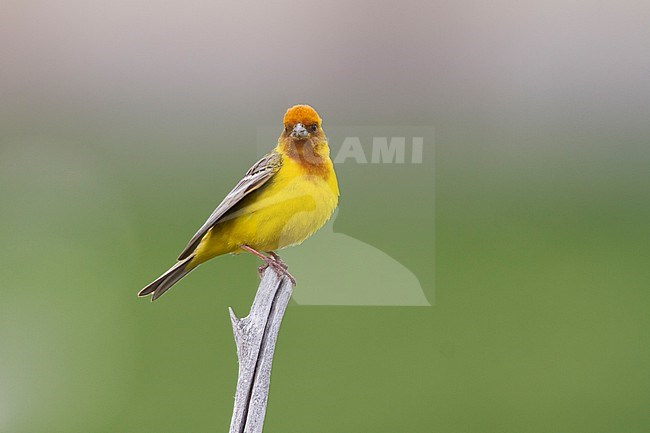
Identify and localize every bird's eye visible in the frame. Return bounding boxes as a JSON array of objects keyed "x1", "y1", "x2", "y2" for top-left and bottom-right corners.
[{"x1": 309, "y1": 124, "x2": 318, "y2": 132}]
